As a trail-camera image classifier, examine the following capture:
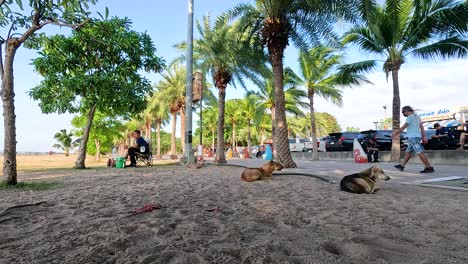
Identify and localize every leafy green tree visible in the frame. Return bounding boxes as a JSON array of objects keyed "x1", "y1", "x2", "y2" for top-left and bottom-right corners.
[
  {"x1": 239, "y1": 94, "x2": 265, "y2": 156},
  {"x1": 29, "y1": 18, "x2": 164, "y2": 169},
  {"x1": 318, "y1": 112, "x2": 341, "y2": 133},
  {"x1": 230, "y1": 0, "x2": 355, "y2": 167},
  {"x1": 156, "y1": 63, "x2": 186, "y2": 158},
  {"x1": 52, "y1": 129, "x2": 76, "y2": 157},
  {"x1": 1, "y1": 0, "x2": 98, "y2": 184},
  {"x1": 178, "y1": 15, "x2": 266, "y2": 163},
  {"x1": 202, "y1": 106, "x2": 218, "y2": 152},
  {"x1": 339, "y1": 0, "x2": 468, "y2": 161},
  {"x1": 298, "y1": 46, "x2": 368, "y2": 159},
  {"x1": 346, "y1": 127, "x2": 361, "y2": 132},
  {"x1": 146, "y1": 91, "x2": 170, "y2": 158},
  {"x1": 225, "y1": 99, "x2": 244, "y2": 151},
  {"x1": 72, "y1": 112, "x2": 124, "y2": 161},
  {"x1": 249, "y1": 67, "x2": 308, "y2": 140}
]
